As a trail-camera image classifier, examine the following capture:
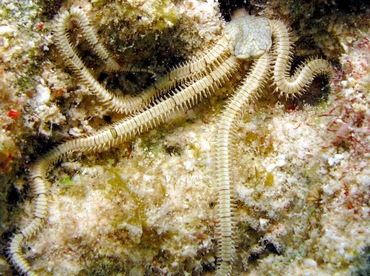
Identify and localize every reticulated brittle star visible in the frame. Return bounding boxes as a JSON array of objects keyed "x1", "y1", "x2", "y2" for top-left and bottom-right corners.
[{"x1": 8, "y1": 7, "x2": 333, "y2": 276}]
